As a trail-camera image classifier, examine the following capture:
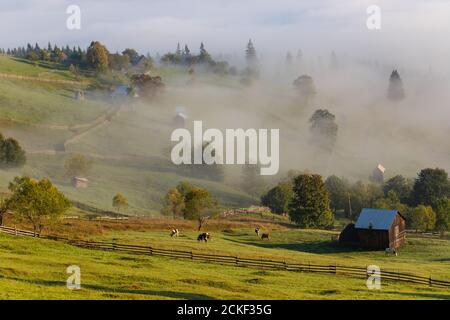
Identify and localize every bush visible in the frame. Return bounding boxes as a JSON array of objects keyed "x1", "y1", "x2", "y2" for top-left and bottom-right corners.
[
  {"x1": 261, "y1": 182, "x2": 293, "y2": 214},
  {"x1": 0, "y1": 134, "x2": 26, "y2": 168}
]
